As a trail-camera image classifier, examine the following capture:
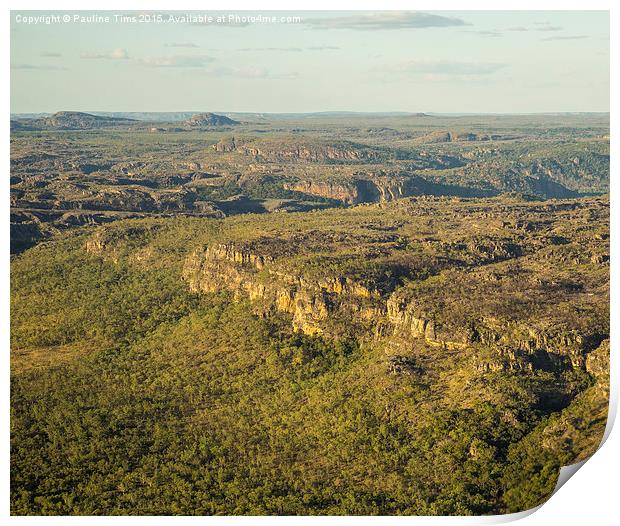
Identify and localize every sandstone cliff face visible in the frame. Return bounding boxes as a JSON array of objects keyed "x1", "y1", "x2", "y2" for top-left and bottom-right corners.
[
  {"x1": 585, "y1": 339, "x2": 609, "y2": 380},
  {"x1": 283, "y1": 180, "x2": 380, "y2": 205},
  {"x1": 283, "y1": 178, "x2": 426, "y2": 205},
  {"x1": 183, "y1": 243, "x2": 380, "y2": 335},
  {"x1": 182, "y1": 242, "x2": 599, "y2": 374},
  {"x1": 282, "y1": 174, "x2": 495, "y2": 205}
]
